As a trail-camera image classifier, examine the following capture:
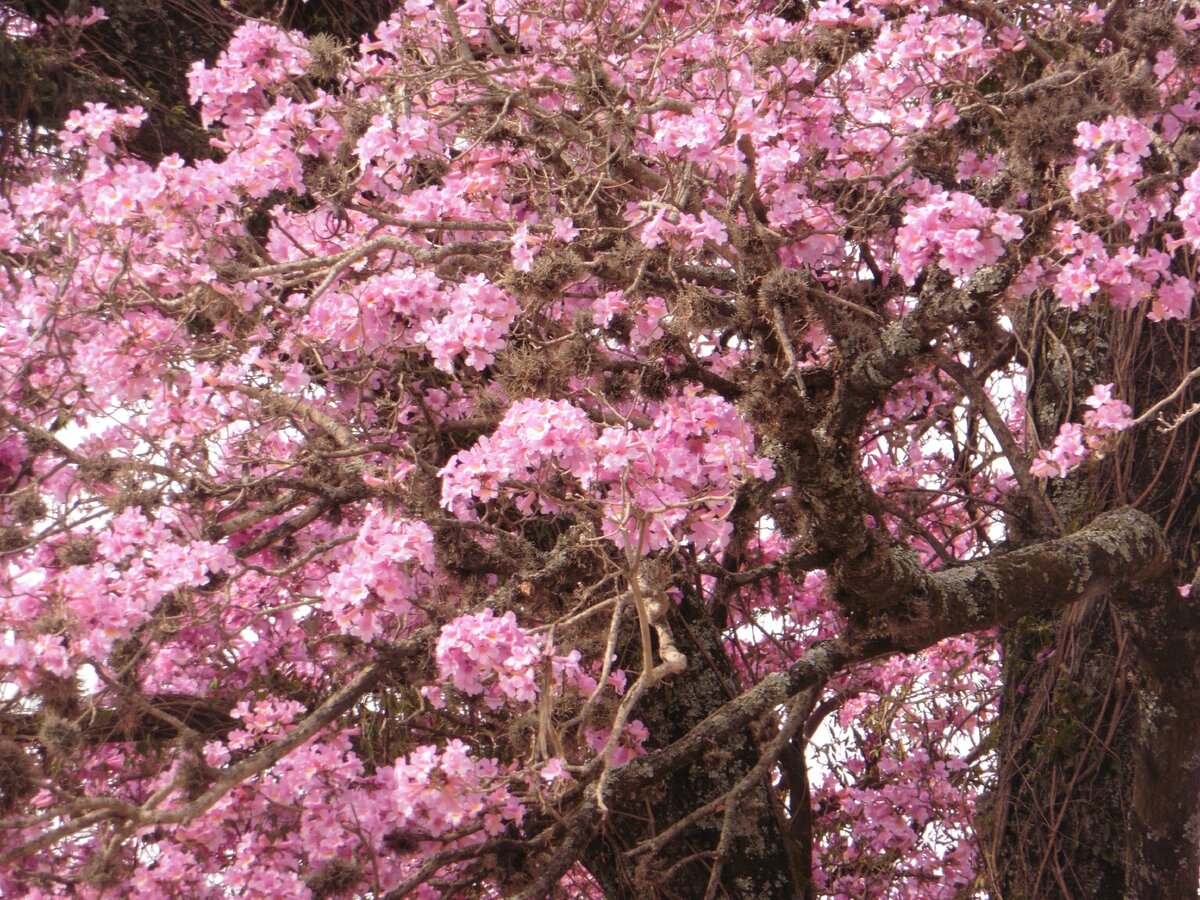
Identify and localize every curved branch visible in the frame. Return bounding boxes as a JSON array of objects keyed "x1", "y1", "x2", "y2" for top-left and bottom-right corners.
[
  {"x1": 606, "y1": 508, "x2": 1167, "y2": 804},
  {"x1": 849, "y1": 507, "x2": 1168, "y2": 649}
]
